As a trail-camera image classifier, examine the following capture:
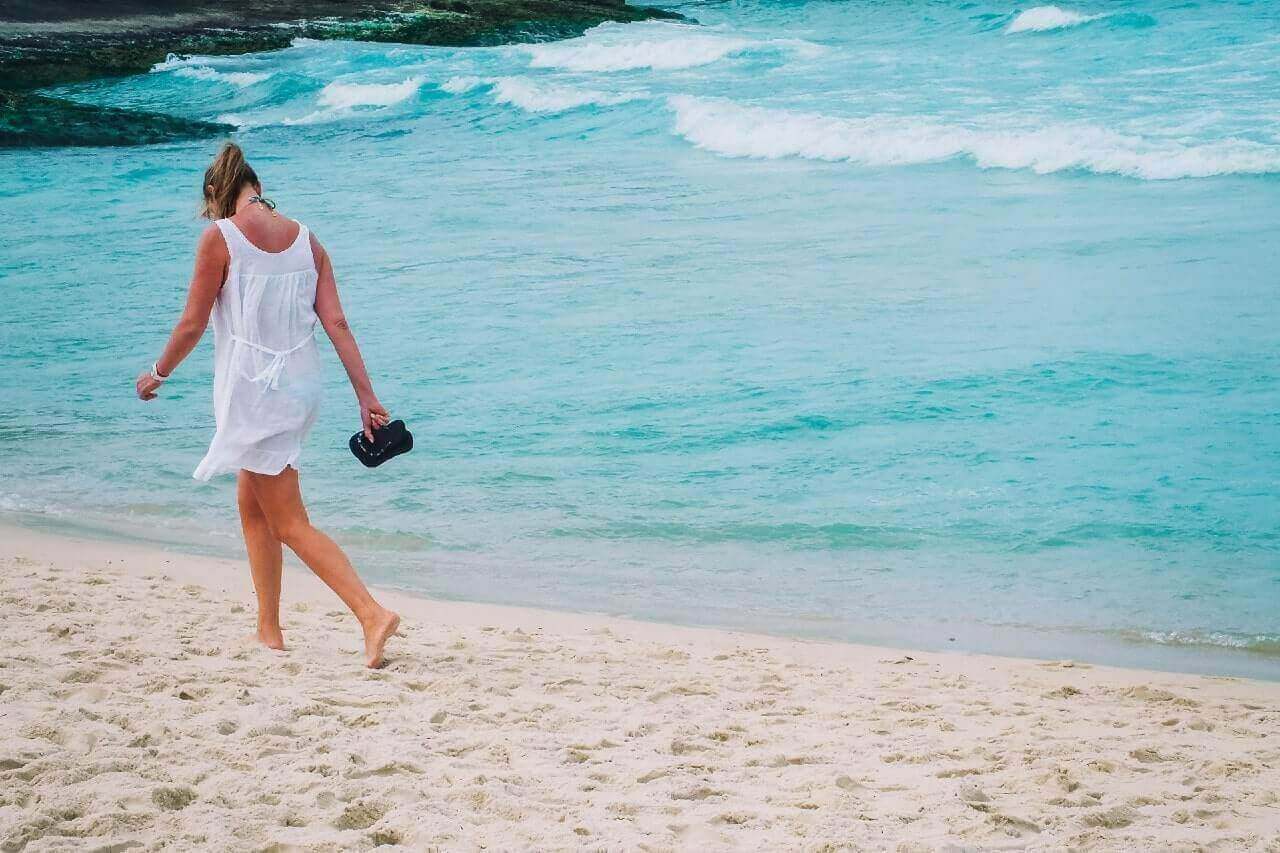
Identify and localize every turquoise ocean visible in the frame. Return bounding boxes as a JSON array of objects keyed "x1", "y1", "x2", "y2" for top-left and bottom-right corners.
[{"x1": 2, "y1": 1, "x2": 1278, "y2": 676}]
